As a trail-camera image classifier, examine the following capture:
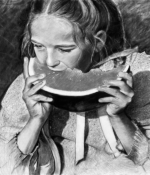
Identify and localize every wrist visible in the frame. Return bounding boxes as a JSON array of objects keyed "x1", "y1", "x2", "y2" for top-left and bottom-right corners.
[
  {"x1": 28, "y1": 116, "x2": 47, "y2": 127},
  {"x1": 17, "y1": 117, "x2": 45, "y2": 155},
  {"x1": 108, "y1": 112, "x2": 125, "y2": 119}
]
